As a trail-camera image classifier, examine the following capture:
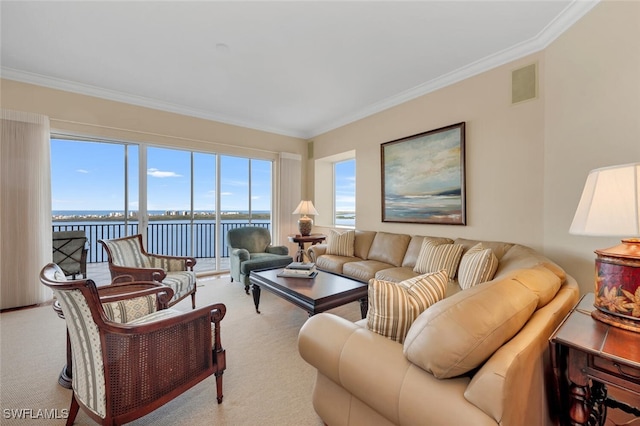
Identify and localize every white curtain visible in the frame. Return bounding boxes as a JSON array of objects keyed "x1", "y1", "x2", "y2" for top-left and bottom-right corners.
[
  {"x1": 1, "y1": 110, "x2": 52, "y2": 309},
  {"x1": 277, "y1": 153, "x2": 302, "y2": 249}
]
